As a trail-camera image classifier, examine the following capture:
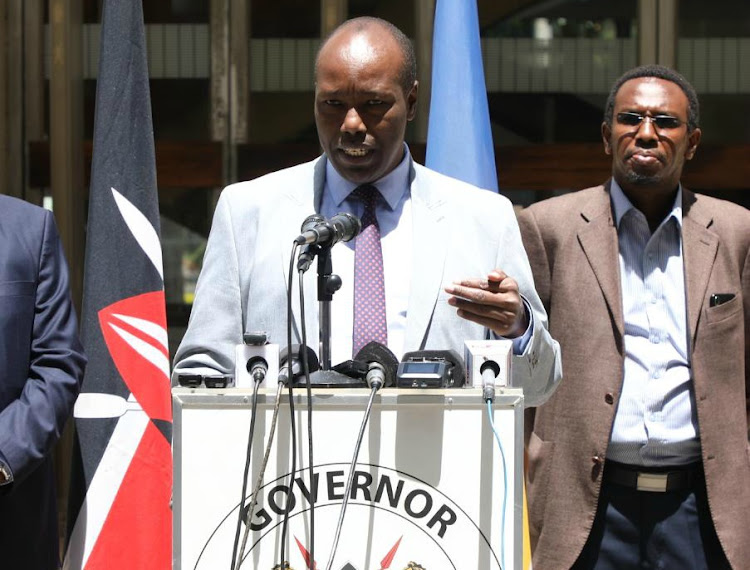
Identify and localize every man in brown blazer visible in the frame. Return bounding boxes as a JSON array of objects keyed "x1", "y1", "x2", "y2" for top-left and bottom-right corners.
[{"x1": 518, "y1": 64, "x2": 749, "y2": 569}]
